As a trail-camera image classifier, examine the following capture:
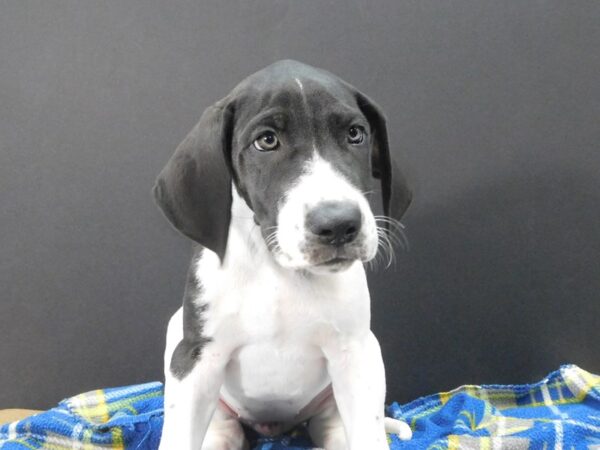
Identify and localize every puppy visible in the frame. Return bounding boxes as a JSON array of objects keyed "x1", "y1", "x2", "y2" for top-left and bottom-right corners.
[{"x1": 154, "y1": 60, "x2": 412, "y2": 450}]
